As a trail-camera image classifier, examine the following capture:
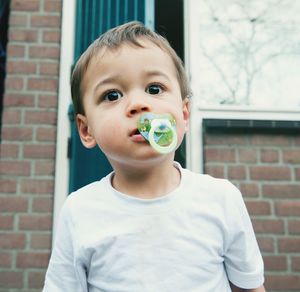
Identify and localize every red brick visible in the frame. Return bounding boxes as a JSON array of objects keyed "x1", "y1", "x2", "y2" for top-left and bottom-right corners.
[
  {"x1": 288, "y1": 220, "x2": 300, "y2": 234},
  {"x1": 0, "y1": 271, "x2": 23, "y2": 288},
  {"x1": 204, "y1": 165, "x2": 225, "y2": 178},
  {"x1": 250, "y1": 166, "x2": 291, "y2": 181},
  {"x1": 239, "y1": 183, "x2": 259, "y2": 197},
  {"x1": 260, "y1": 149, "x2": 279, "y2": 163},
  {"x1": 238, "y1": 148, "x2": 257, "y2": 163},
  {"x1": 40, "y1": 62, "x2": 59, "y2": 76},
  {"x1": 0, "y1": 179, "x2": 17, "y2": 193},
  {"x1": 292, "y1": 256, "x2": 300, "y2": 271},
  {"x1": 279, "y1": 238, "x2": 300, "y2": 252},
  {"x1": 28, "y1": 271, "x2": 46, "y2": 288},
  {"x1": 296, "y1": 168, "x2": 300, "y2": 180},
  {"x1": 38, "y1": 94, "x2": 58, "y2": 108},
  {"x1": 17, "y1": 252, "x2": 49, "y2": 268},
  {"x1": 32, "y1": 197, "x2": 53, "y2": 212},
  {"x1": 34, "y1": 161, "x2": 55, "y2": 175},
  {"x1": 7, "y1": 60, "x2": 37, "y2": 74},
  {"x1": 0, "y1": 144, "x2": 19, "y2": 158},
  {"x1": 0, "y1": 252, "x2": 12, "y2": 268},
  {"x1": 204, "y1": 148, "x2": 236, "y2": 162},
  {"x1": 265, "y1": 275, "x2": 300, "y2": 290},
  {"x1": 0, "y1": 233, "x2": 26, "y2": 249},
  {"x1": 9, "y1": 29, "x2": 38, "y2": 42},
  {"x1": 283, "y1": 149, "x2": 300, "y2": 164},
  {"x1": 264, "y1": 255, "x2": 287, "y2": 271},
  {"x1": 6, "y1": 44, "x2": 25, "y2": 57},
  {"x1": 27, "y1": 78, "x2": 58, "y2": 91},
  {"x1": 257, "y1": 237, "x2": 274, "y2": 252},
  {"x1": 228, "y1": 166, "x2": 246, "y2": 180},
  {"x1": 1, "y1": 127, "x2": 33, "y2": 141},
  {"x1": 23, "y1": 144, "x2": 55, "y2": 159},
  {"x1": 0, "y1": 196, "x2": 28, "y2": 212},
  {"x1": 251, "y1": 135, "x2": 291, "y2": 146},
  {"x1": 275, "y1": 201, "x2": 300, "y2": 216},
  {"x1": 29, "y1": 46, "x2": 60, "y2": 59},
  {"x1": 9, "y1": 14, "x2": 28, "y2": 26},
  {"x1": 43, "y1": 31, "x2": 61, "y2": 43},
  {"x1": 205, "y1": 134, "x2": 246, "y2": 145},
  {"x1": 1, "y1": 110, "x2": 21, "y2": 124},
  {"x1": 36, "y1": 127, "x2": 56, "y2": 141},
  {"x1": 11, "y1": 0, "x2": 39, "y2": 11},
  {"x1": 252, "y1": 219, "x2": 284, "y2": 234},
  {"x1": 245, "y1": 201, "x2": 271, "y2": 216},
  {"x1": 0, "y1": 161, "x2": 30, "y2": 176},
  {"x1": 44, "y1": 0, "x2": 62, "y2": 12},
  {"x1": 25, "y1": 110, "x2": 57, "y2": 125},
  {"x1": 30, "y1": 233, "x2": 51, "y2": 249},
  {"x1": 0, "y1": 215, "x2": 14, "y2": 229},
  {"x1": 5, "y1": 76, "x2": 24, "y2": 90},
  {"x1": 19, "y1": 214, "x2": 52, "y2": 230},
  {"x1": 262, "y1": 184, "x2": 300, "y2": 198},
  {"x1": 21, "y1": 179, "x2": 54, "y2": 194},
  {"x1": 4, "y1": 93, "x2": 35, "y2": 107},
  {"x1": 31, "y1": 15, "x2": 61, "y2": 27}
]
